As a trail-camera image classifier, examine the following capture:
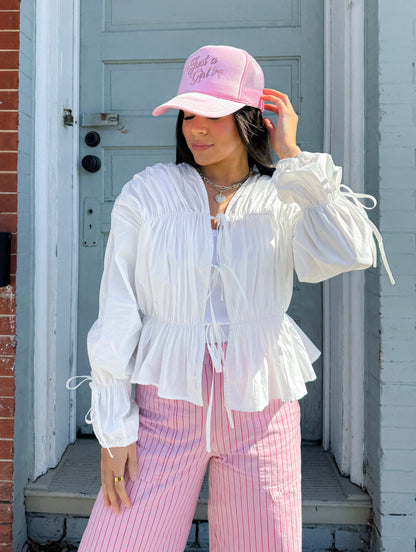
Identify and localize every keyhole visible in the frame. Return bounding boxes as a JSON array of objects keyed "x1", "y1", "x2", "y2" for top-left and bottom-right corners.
[{"x1": 88, "y1": 209, "x2": 93, "y2": 229}]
